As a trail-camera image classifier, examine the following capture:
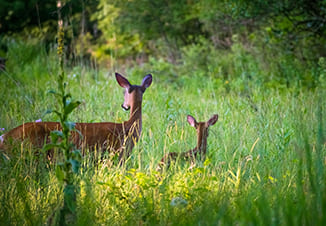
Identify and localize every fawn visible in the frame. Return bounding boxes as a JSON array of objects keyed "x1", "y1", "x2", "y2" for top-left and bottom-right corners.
[{"x1": 157, "y1": 114, "x2": 218, "y2": 170}]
